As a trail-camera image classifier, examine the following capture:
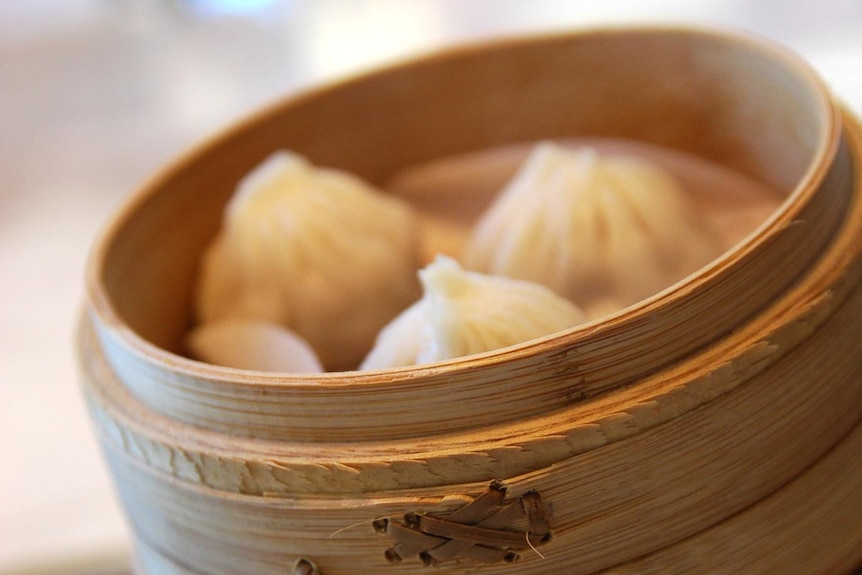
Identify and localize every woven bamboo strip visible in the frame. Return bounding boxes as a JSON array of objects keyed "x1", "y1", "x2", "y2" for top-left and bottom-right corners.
[{"x1": 597, "y1": 418, "x2": 862, "y2": 574}]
